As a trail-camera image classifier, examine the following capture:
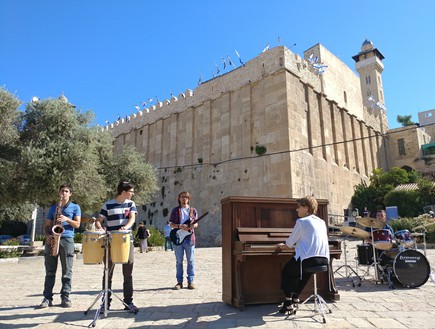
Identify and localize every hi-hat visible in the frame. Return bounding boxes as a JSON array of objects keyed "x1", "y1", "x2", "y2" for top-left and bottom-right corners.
[
  {"x1": 340, "y1": 226, "x2": 369, "y2": 239},
  {"x1": 357, "y1": 217, "x2": 385, "y2": 229}
]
